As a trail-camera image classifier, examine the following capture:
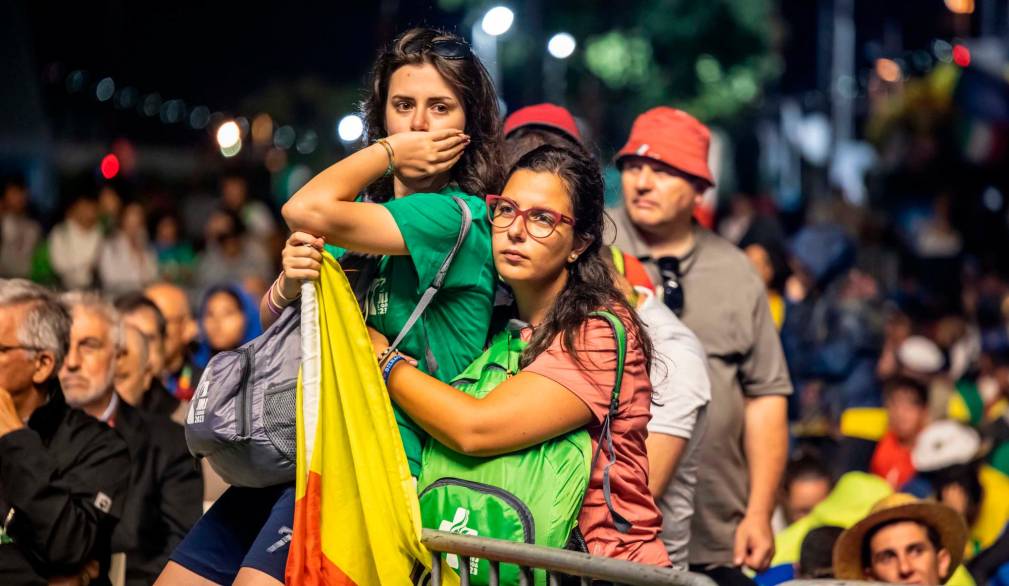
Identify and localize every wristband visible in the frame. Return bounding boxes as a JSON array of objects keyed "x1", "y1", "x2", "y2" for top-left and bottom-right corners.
[
  {"x1": 382, "y1": 354, "x2": 406, "y2": 385},
  {"x1": 273, "y1": 274, "x2": 297, "y2": 304},
  {"x1": 264, "y1": 294, "x2": 282, "y2": 318},
  {"x1": 375, "y1": 138, "x2": 395, "y2": 178}
]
